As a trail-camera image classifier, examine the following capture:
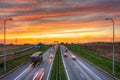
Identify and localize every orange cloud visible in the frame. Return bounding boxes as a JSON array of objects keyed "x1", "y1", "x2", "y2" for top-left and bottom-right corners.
[{"x1": 0, "y1": 0, "x2": 120, "y2": 44}]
